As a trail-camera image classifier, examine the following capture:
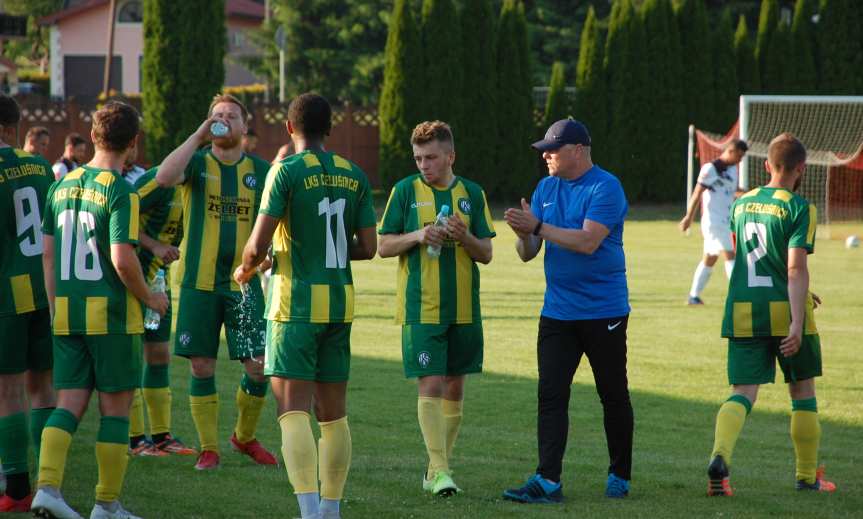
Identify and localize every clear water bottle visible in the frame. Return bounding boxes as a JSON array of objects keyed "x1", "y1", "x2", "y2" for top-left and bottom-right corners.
[
  {"x1": 210, "y1": 121, "x2": 229, "y2": 137},
  {"x1": 144, "y1": 269, "x2": 166, "y2": 330},
  {"x1": 426, "y1": 204, "x2": 450, "y2": 258}
]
